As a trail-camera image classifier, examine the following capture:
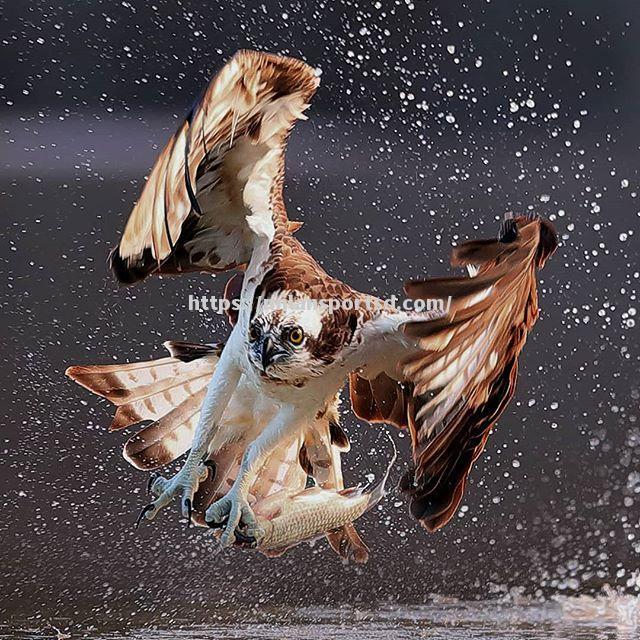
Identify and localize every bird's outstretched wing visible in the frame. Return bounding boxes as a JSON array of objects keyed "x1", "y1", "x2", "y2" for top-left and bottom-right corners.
[
  {"x1": 350, "y1": 215, "x2": 558, "y2": 532},
  {"x1": 111, "y1": 50, "x2": 318, "y2": 284}
]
